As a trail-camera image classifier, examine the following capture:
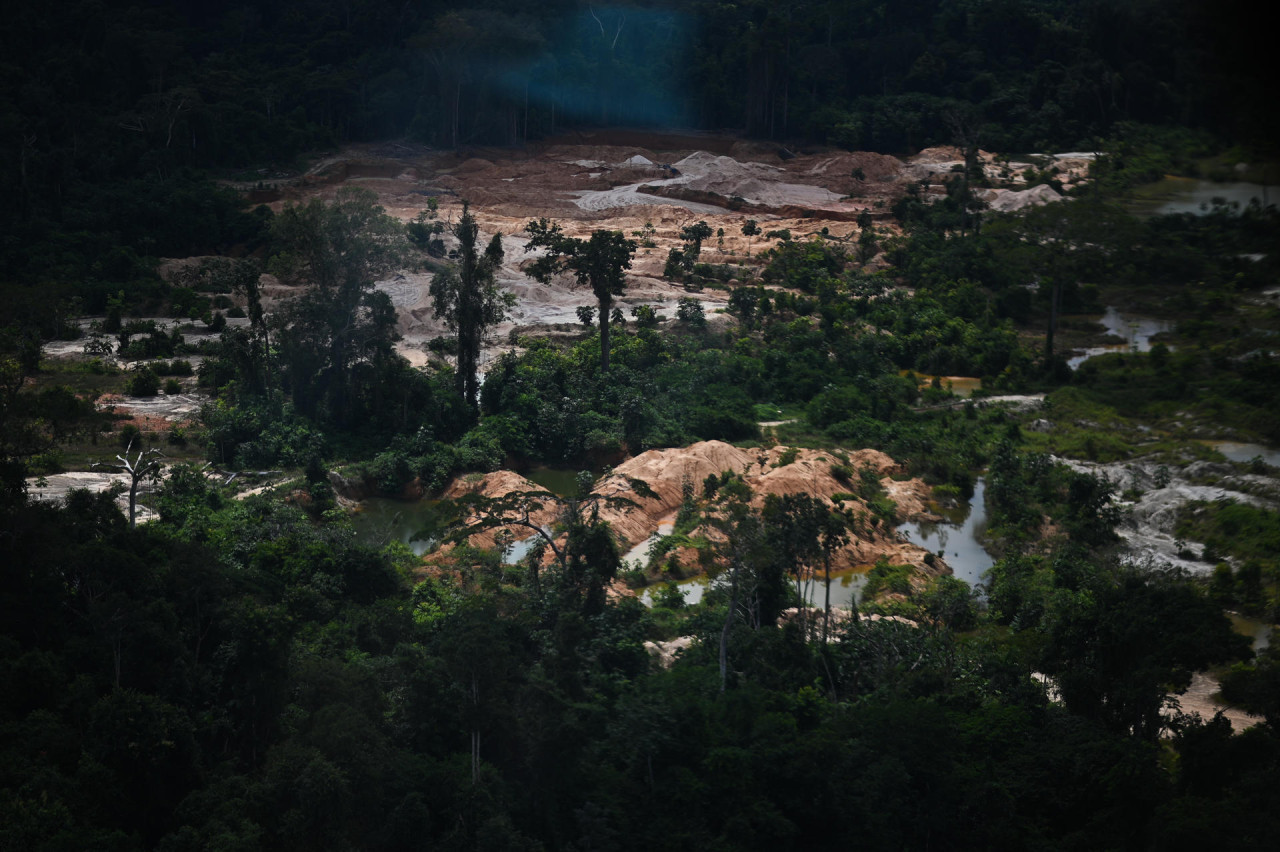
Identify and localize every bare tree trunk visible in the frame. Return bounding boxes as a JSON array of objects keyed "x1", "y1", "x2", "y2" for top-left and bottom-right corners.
[
  {"x1": 720, "y1": 561, "x2": 740, "y2": 693},
  {"x1": 823, "y1": 555, "x2": 832, "y2": 645},
  {"x1": 795, "y1": 571, "x2": 809, "y2": 640},
  {"x1": 128, "y1": 476, "x2": 140, "y2": 528},
  {"x1": 96, "y1": 441, "x2": 163, "y2": 529},
  {"x1": 1045, "y1": 279, "x2": 1060, "y2": 367},
  {"x1": 598, "y1": 294, "x2": 612, "y2": 373}
]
